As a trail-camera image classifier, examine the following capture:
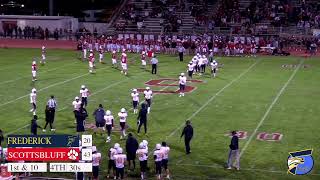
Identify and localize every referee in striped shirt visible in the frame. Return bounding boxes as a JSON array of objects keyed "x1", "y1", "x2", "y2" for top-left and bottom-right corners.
[{"x1": 43, "y1": 95, "x2": 57, "y2": 132}]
